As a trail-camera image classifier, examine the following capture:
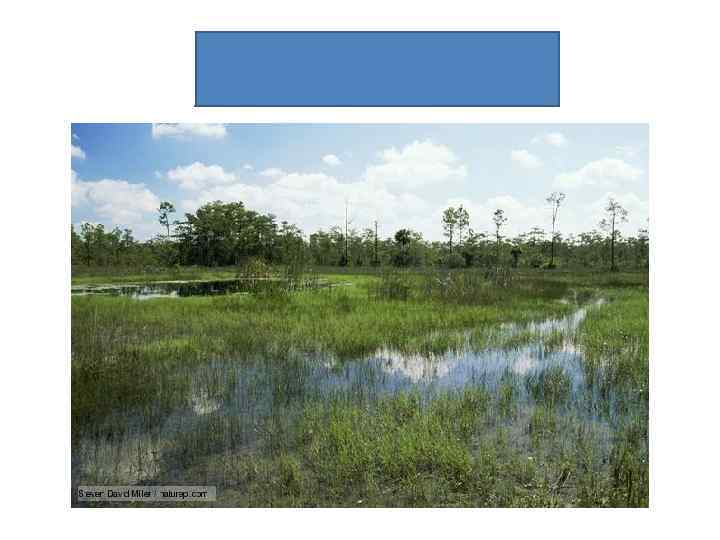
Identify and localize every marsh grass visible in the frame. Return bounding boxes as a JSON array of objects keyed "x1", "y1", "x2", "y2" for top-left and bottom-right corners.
[
  {"x1": 368, "y1": 268, "x2": 412, "y2": 300},
  {"x1": 71, "y1": 269, "x2": 648, "y2": 507},
  {"x1": 526, "y1": 366, "x2": 572, "y2": 407}
]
